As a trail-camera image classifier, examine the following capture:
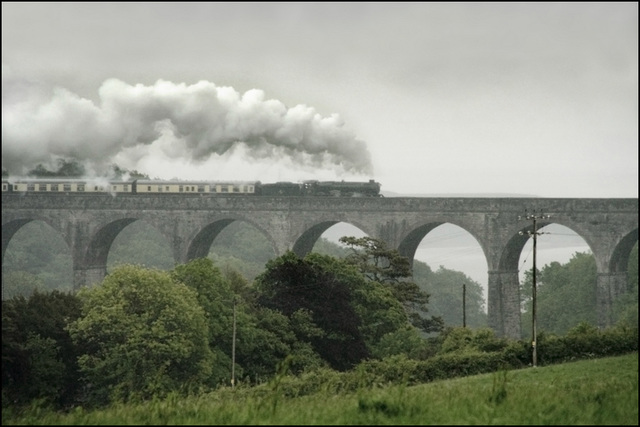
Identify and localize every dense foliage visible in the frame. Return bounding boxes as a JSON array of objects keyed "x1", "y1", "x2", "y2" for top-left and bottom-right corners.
[
  {"x1": 24, "y1": 160, "x2": 149, "y2": 180},
  {"x1": 2, "y1": 291, "x2": 83, "y2": 408},
  {"x1": 2, "y1": 220, "x2": 491, "y2": 328},
  {"x1": 2, "y1": 211, "x2": 637, "y2": 414},
  {"x1": 339, "y1": 236, "x2": 445, "y2": 334},
  {"x1": 2, "y1": 262, "x2": 638, "y2": 412},
  {"x1": 520, "y1": 244, "x2": 638, "y2": 337},
  {"x1": 255, "y1": 252, "x2": 371, "y2": 371},
  {"x1": 67, "y1": 265, "x2": 214, "y2": 406}
]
